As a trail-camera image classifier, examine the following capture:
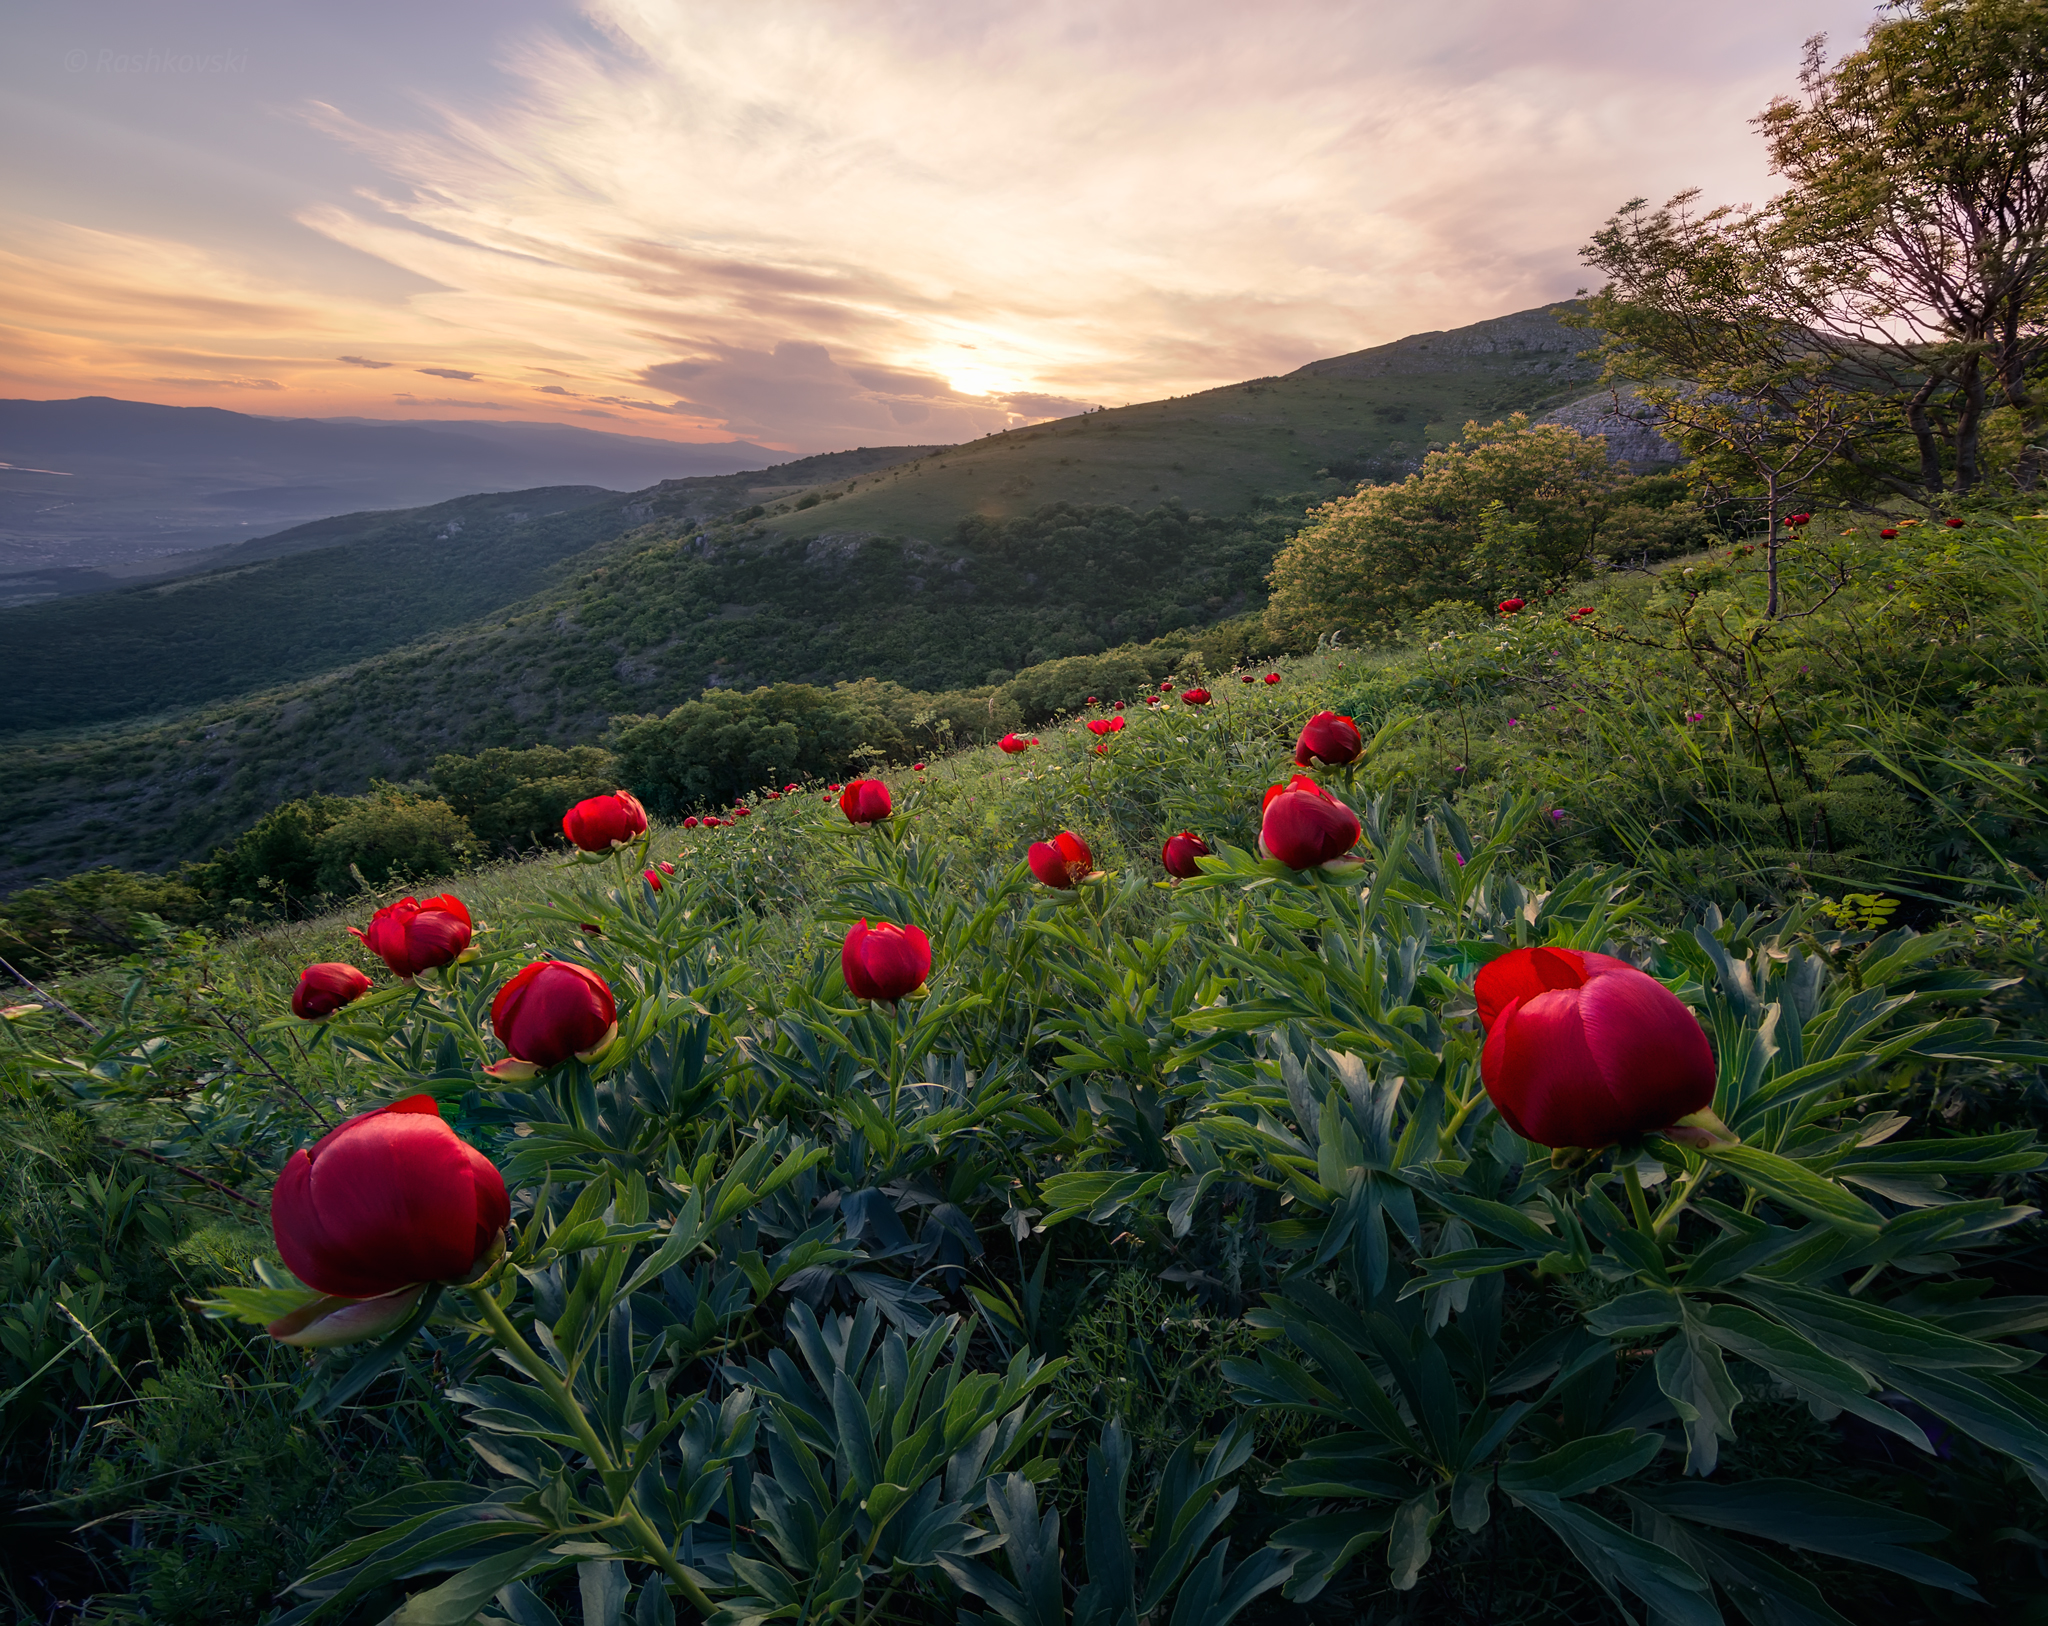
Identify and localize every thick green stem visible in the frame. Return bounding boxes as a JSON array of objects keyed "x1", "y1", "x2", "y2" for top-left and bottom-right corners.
[
  {"x1": 1621, "y1": 1159, "x2": 1655, "y2": 1236},
  {"x1": 466, "y1": 1285, "x2": 717, "y2": 1618}
]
